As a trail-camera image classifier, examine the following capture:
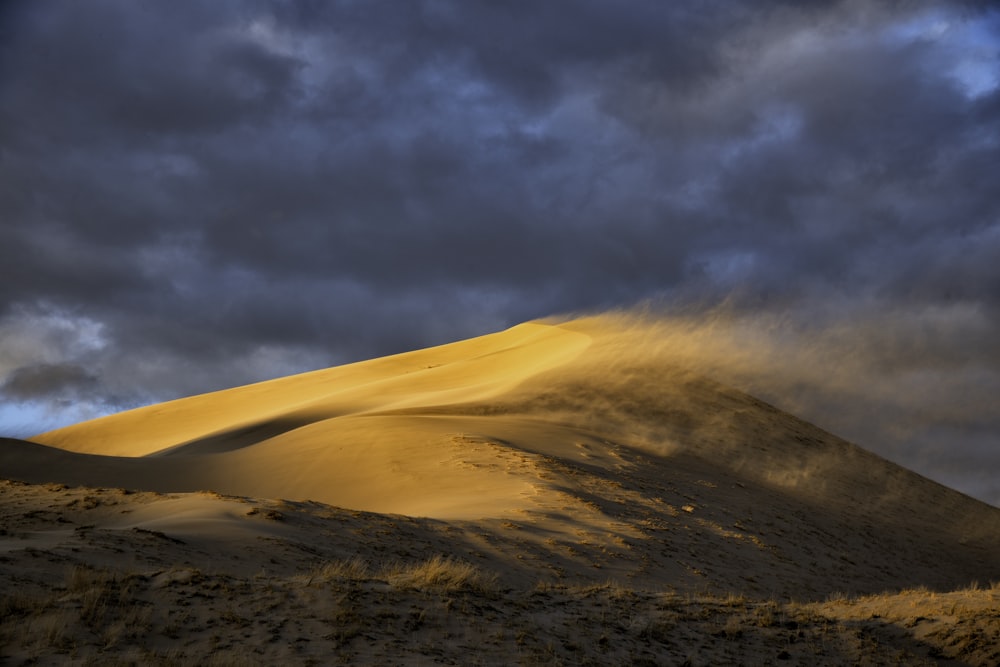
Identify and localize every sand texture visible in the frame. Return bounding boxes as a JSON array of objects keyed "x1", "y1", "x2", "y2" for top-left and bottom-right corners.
[{"x1": 3, "y1": 317, "x2": 1000, "y2": 664}]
